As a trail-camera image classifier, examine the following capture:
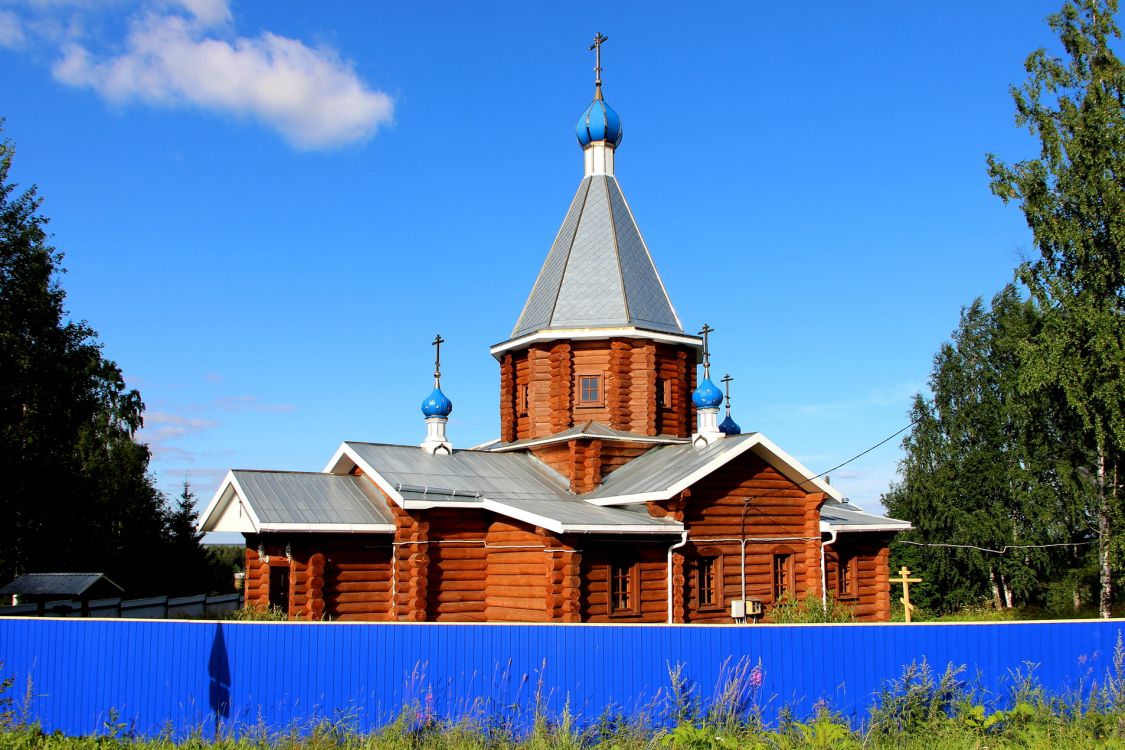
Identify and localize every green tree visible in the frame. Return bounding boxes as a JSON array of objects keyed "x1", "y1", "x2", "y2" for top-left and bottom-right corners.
[
  {"x1": 987, "y1": 0, "x2": 1125, "y2": 617},
  {"x1": 883, "y1": 288, "x2": 1092, "y2": 614},
  {"x1": 0, "y1": 126, "x2": 210, "y2": 596}
]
